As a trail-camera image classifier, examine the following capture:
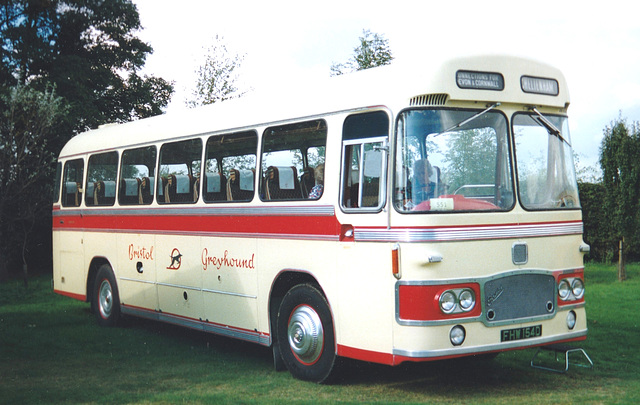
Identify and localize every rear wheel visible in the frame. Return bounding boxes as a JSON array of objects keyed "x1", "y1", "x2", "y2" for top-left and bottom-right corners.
[
  {"x1": 92, "y1": 264, "x2": 121, "y2": 327},
  {"x1": 277, "y1": 284, "x2": 336, "y2": 383}
]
